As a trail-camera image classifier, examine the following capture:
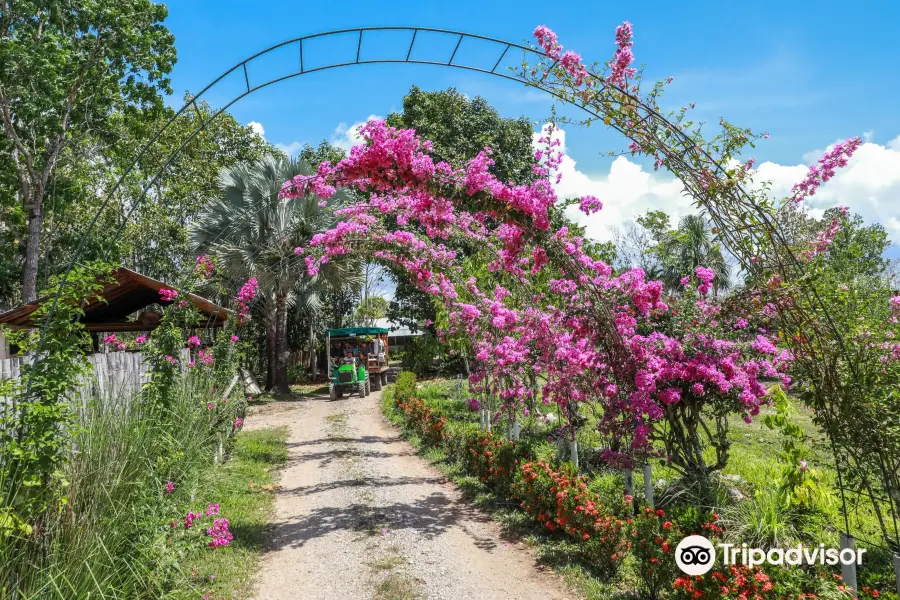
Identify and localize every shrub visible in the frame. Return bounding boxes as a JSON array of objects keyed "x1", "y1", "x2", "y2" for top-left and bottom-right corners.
[
  {"x1": 515, "y1": 459, "x2": 627, "y2": 577},
  {"x1": 394, "y1": 371, "x2": 417, "y2": 405},
  {"x1": 674, "y1": 565, "x2": 779, "y2": 600},
  {"x1": 396, "y1": 396, "x2": 447, "y2": 447},
  {"x1": 630, "y1": 506, "x2": 682, "y2": 600},
  {"x1": 399, "y1": 333, "x2": 462, "y2": 376},
  {"x1": 461, "y1": 429, "x2": 531, "y2": 496}
]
